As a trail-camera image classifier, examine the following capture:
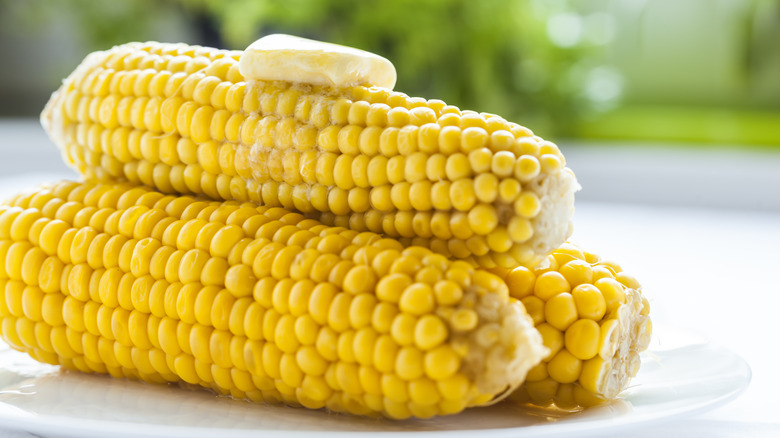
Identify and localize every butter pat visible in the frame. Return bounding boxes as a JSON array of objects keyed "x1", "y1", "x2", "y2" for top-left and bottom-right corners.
[{"x1": 238, "y1": 34, "x2": 396, "y2": 89}]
